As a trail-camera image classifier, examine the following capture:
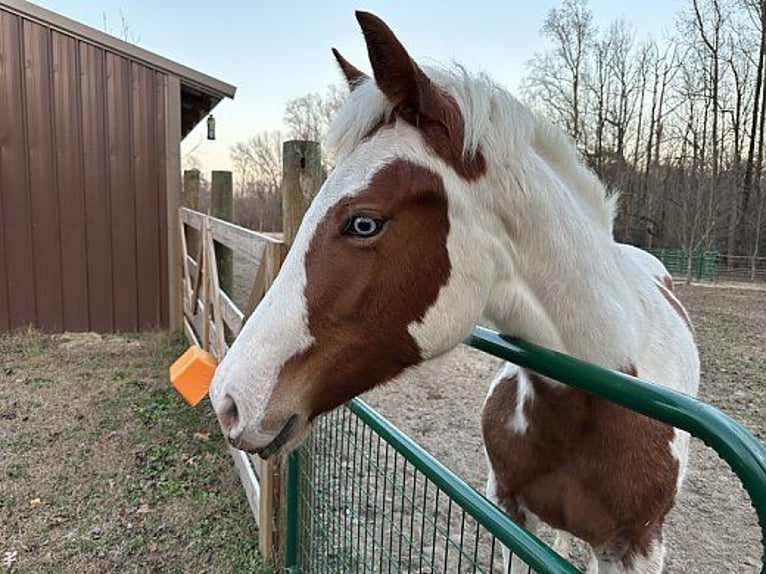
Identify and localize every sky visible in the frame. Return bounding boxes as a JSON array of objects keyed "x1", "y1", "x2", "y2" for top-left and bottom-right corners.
[{"x1": 35, "y1": 0, "x2": 684, "y2": 173}]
